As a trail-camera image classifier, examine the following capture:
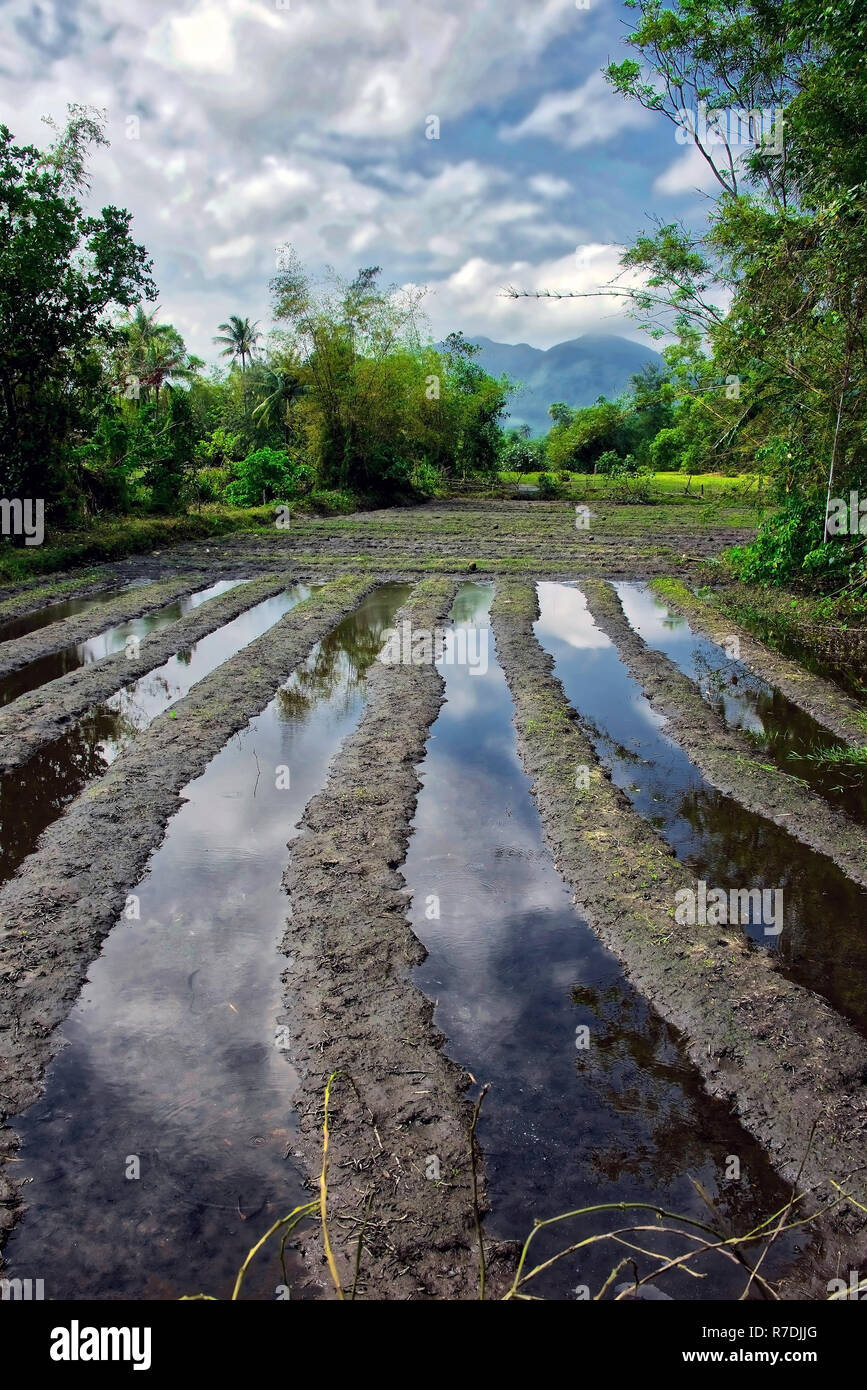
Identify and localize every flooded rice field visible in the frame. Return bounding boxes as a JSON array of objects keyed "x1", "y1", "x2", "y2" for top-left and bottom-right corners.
[
  {"x1": 0, "y1": 520, "x2": 864, "y2": 1301},
  {"x1": 615, "y1": 582, "x2": 867, "y2": 824},
  {"x1": 406, "y1": 584, "x2": 797, "y2": 1298},
  {"x1": 1, "y1": 584, "x2": 409, "y2": 1299},
  {"x1": 0, "y1": 579, "x2": 154, "y2": 646},
  {"x1": 535, "y1": 583, "x2": 867, "y2": 1032},
  {"x1": 0, "y1": 580, "x2": 243, "y2": 709},
  {"x1": 0, "y1": 584, "x2": 312, "y2": 886}
]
